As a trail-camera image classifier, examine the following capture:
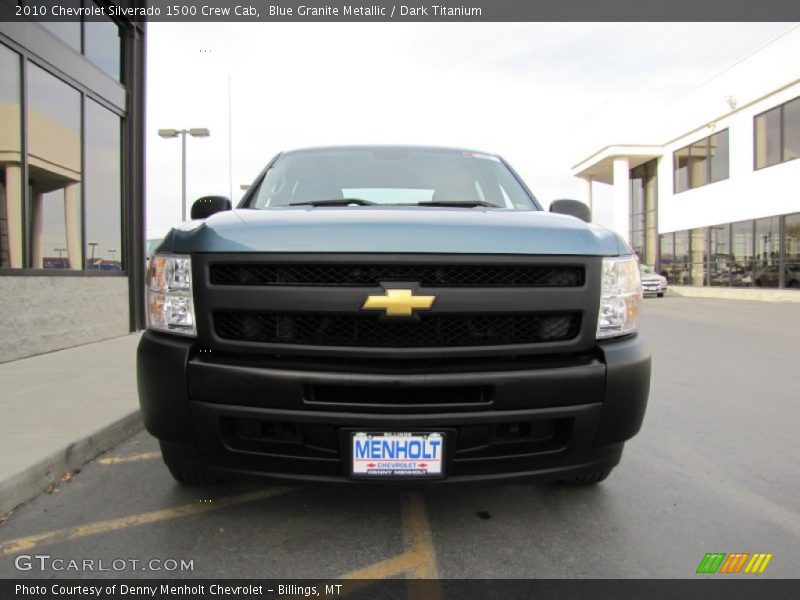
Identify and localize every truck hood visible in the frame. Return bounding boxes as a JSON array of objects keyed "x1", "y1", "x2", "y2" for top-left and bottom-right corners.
[{"x1": 164, "y1": 207, "x2": 626, "y2": 256}]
